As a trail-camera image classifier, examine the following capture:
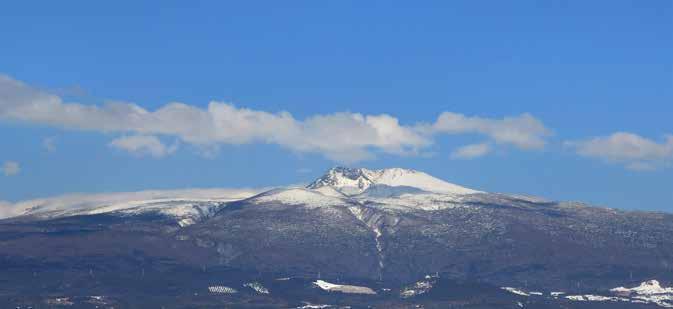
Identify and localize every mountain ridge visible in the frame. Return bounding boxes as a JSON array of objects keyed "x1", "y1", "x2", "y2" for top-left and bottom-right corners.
[
  {"x1": 307, "y1": 166, "x2": 481, "y2": 196},
  {"x1": 1, "y1": 167, "x2": 673, "y2": 307}
]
